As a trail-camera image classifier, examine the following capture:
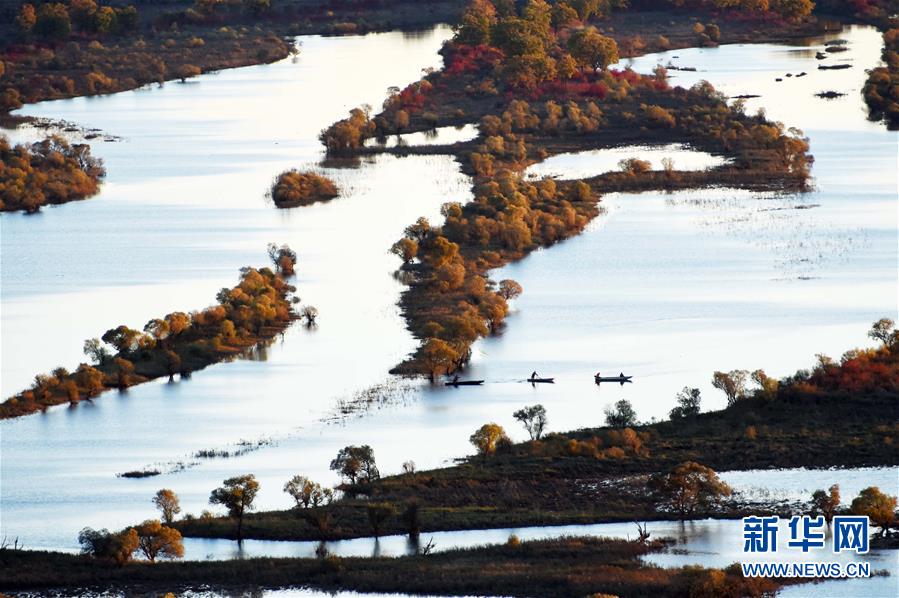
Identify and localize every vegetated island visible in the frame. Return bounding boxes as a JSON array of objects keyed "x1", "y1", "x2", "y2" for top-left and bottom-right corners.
[
  {"x1": 0, "y1": 244, "x2": 303, "y2": 420},
  {"x1": 269, "y1": 169, "x2": 339, "y2": 208},
  {"x1": 0, "y1": 0, "x2": 474, "y2": 114},
  {"x1": 4, "y1": 324, "x2": 895, "y2": 597},
  {"x1": 322, "y1": 0, "x2": 819, "y2": 380},
  {"x1": 0, "y1": 134, "x2": 105, "y2": 212},
  {"x1": 171, "y1": 320, "x2": 899, "y2": 544},
  {"x1": 0, "y1": 536, "x2": 796, "y2": 598},
  {"x1": 863, "y1": 26, "x2": 899, "y2": 129}
]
